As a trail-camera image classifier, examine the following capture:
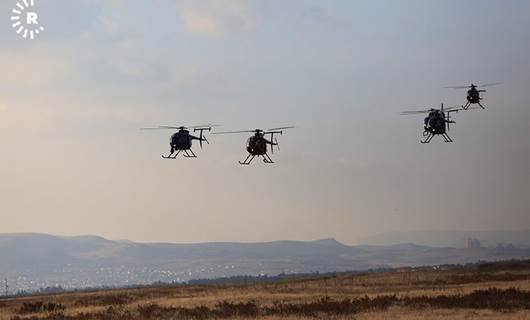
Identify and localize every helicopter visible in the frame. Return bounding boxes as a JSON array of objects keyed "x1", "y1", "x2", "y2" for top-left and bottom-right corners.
[
  {"x1": 213, "y1": 126, "x2": 294, "y2": 165},
  {"x1": 443, "y1": 82, "x2": 501, "y2": 110},
  {"x1": 140, "y1": 124, "x2": 213, "y2": 159},
  {"x1": 401, "y1": 104, "x2": 463, "y2": 144}
]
